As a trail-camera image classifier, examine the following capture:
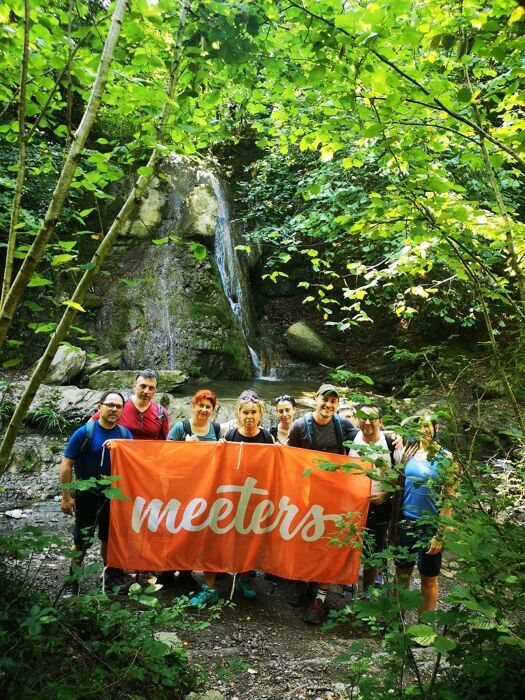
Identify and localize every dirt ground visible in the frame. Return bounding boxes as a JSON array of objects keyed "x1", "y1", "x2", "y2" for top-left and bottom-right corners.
[{"x1": 2, "y1": 496, "x2": 448, "y2": 700}]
